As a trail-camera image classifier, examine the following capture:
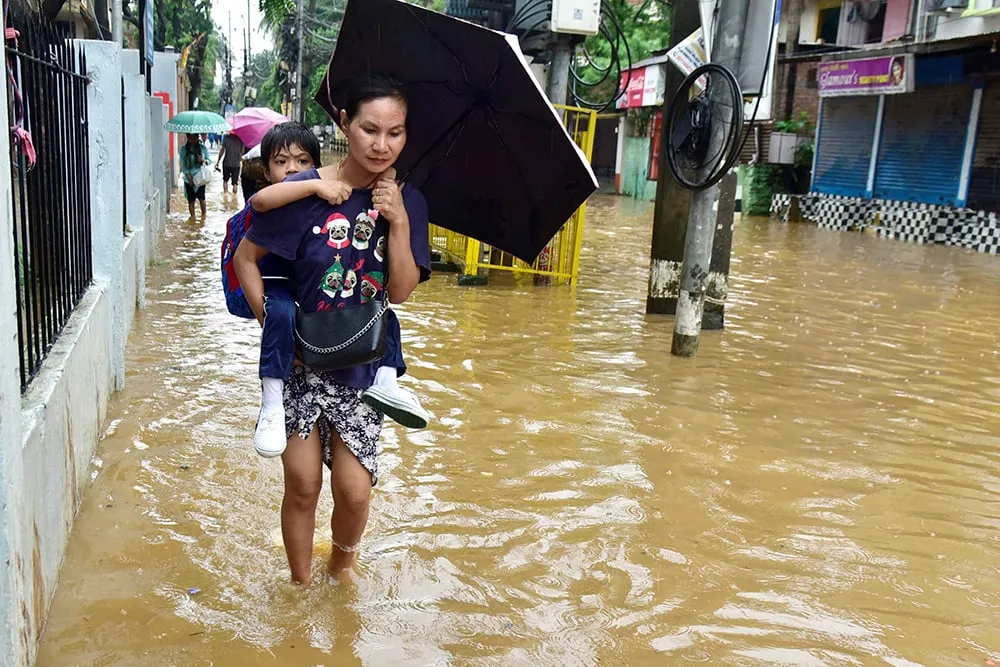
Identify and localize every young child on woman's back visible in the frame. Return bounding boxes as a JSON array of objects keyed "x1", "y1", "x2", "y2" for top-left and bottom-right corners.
[{"x1": 221, "y1": 122, "x2": 429, "y2": 458}]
